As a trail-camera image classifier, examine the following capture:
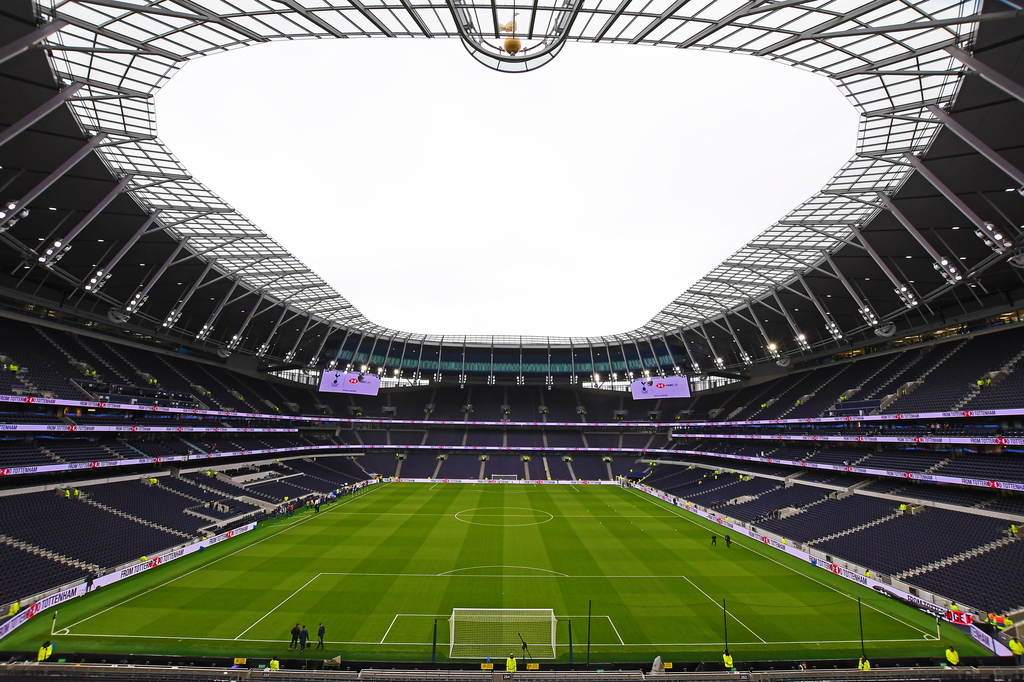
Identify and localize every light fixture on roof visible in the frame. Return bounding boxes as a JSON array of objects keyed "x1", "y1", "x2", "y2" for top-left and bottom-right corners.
[
  {"x1": 933, "y1": 256, "x2": 962, "y2": 283},
  {"x1": 825, "y1": 319, "x2": 843, "y2": 341},
  {"x1": 859, "y1": 305, "x2": 879, "y2": 326},
  {"x1": 162, "y1": 308, "x2": 183, "y2": 328},
  {"x1": 794, "y1": 332, "x2": 811, "y2": 351},
  {"x1": 975, "y1": 222, "x2": 1012, "y2": 254},
  {"x1": 714, "y1": 356, "x2": 725, "y2": 369},
  {"x1": 37, "y1": 239, "x2": 72, "y2": 268},
  {"x1": 895, "y1": 284, "x2": 918, "y2": 308},
  {"x1": 766, "y1": 342, "x2": 780, "y2": 359},
  {"x1": 739, "y1": 350, "x2": 752, "y2": 366},
  {"x1": 124, "y1": 289, "x2": 148, "y2": 314},
  {"x1": 0, "y1": 201, "x2": 29, "y2": 233},
  {"x1": 196, "y1": 323, "x2": 214, "y2": 341}
]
